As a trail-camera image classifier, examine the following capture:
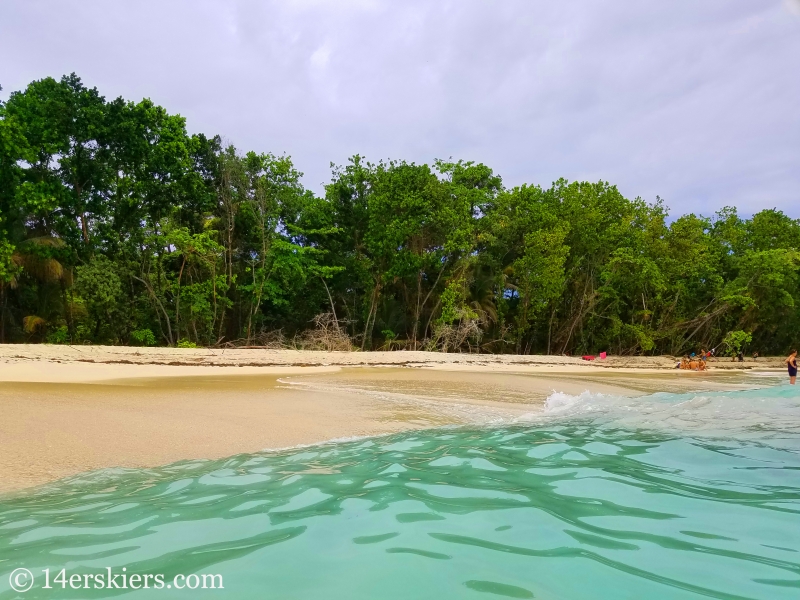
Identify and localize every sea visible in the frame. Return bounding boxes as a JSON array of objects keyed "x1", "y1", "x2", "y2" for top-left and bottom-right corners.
[{"x1": 1, "y1": 378, "x2": 798, "y2": 599}]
